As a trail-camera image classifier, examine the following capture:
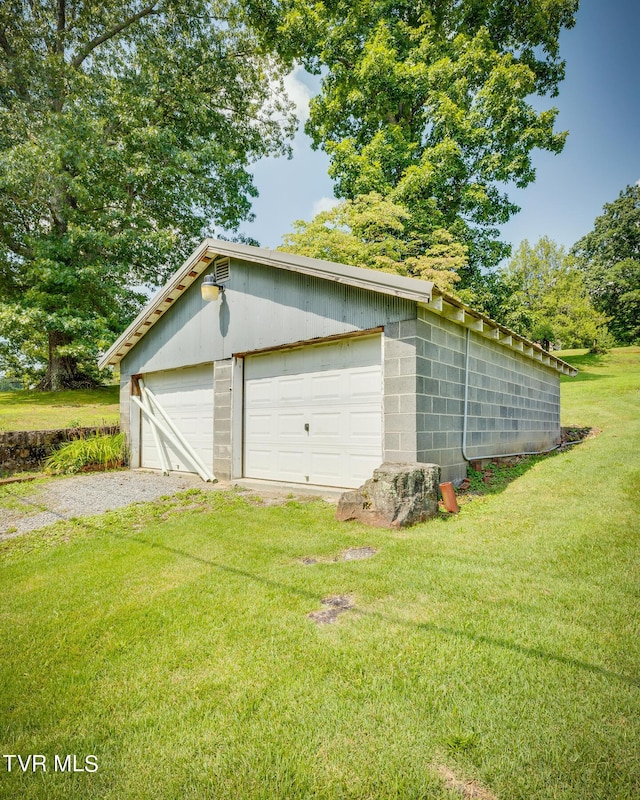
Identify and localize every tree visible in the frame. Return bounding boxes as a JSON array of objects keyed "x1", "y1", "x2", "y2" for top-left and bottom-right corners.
[
  {"x1": 0, "y1": 1, "x2": 295, "y2": 388},
  {"x1": 497, "y1": 237, "x2": 609, "y2": 350},
  {"x1": 280, "y1": 192, "x2": 468, "y2": 292},
  {"x1": 281, "y1": 0, "x2": 577, "y2": 280},
  {"x1": 571, "y1": 185, "x2": 640, "y2": 344}
]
